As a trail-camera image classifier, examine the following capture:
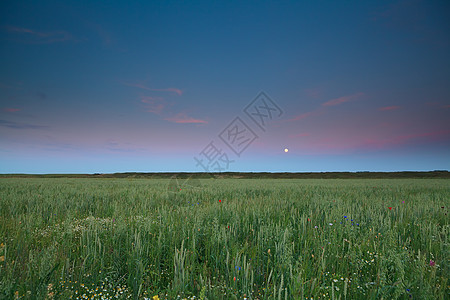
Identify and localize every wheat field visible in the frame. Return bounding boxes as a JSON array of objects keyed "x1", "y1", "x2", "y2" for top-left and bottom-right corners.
[{"x1": 0, "y1": 178, "x2": 448, "y2": 299}]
